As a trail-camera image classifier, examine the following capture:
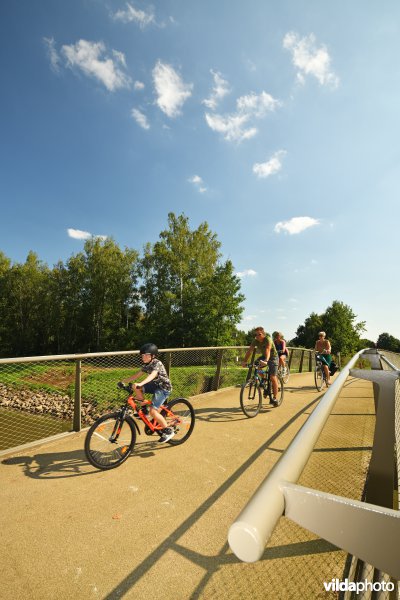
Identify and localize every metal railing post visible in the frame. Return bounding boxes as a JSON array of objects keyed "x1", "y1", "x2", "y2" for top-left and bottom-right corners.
[
  {"x1": 299, "y1": 350, "x2": 304, "y2": 373},
  {"x1": 213, "y1": 349, "x2": 224, "y2": 391},
  {"x1": 73, "y1": 359, "x2": 81, "y2": 432},
  {"x1": 164, "y1": 352, "x2": 172, "y2": 376},
  {"x1": 288, "y1": 349, "x2": 293, "y2": 370}
]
